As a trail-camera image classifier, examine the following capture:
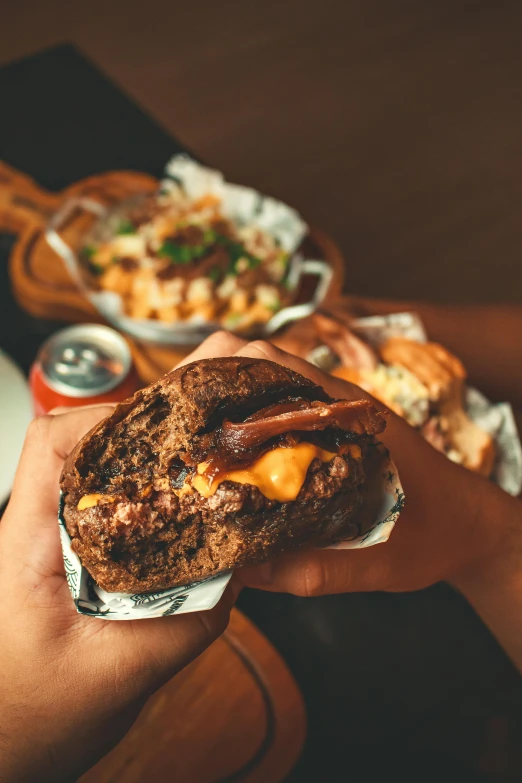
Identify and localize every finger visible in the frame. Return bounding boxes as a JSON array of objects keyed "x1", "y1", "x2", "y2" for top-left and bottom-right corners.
[
  {"x1": 118, "y1": 581, "x2": 238, "y2": 692},
  {"x1": 174, "y1": 331, "x2": 247, "y2": 369},
  {"x1": 234, "y1": 339, "x2": 425, "y2": 462},
  {"x1": 226, "y1": 574, "x2": 244, "y2": 603},
  {"x1": 238, "y1": 546, "x2": 393, "y2": 596},
  {"x1": 1, "y1": 406, "x2": 114, "y2": 586},
  {"x1": 49, "y1": 402, "x2": 117, "y2": 416},
  {"x1": 234, "y1": 340, "x2": 367, "y2": 402},
  {"x1": 6, "y1": 406, "x2": 114, "y2": 536}
]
